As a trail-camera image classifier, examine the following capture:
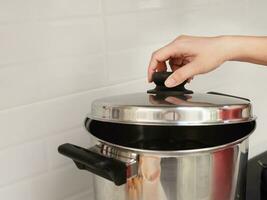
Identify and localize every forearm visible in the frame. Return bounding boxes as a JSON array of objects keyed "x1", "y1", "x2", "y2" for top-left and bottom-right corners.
[
  {"x1": 148, "y1": 35, "x2": 267, "y2": 87},
  {"x1": 222, "y1": 36, "x2": 267, "y2": 66}
]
